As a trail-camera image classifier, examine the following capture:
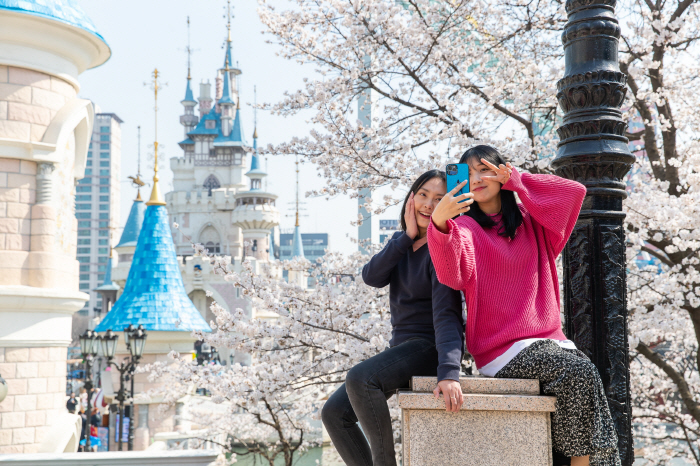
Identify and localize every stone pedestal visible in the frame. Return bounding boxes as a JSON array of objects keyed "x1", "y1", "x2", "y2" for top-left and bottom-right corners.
[{"x1": 399, "y1": 376, "x2": 556, "y2": 466}]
